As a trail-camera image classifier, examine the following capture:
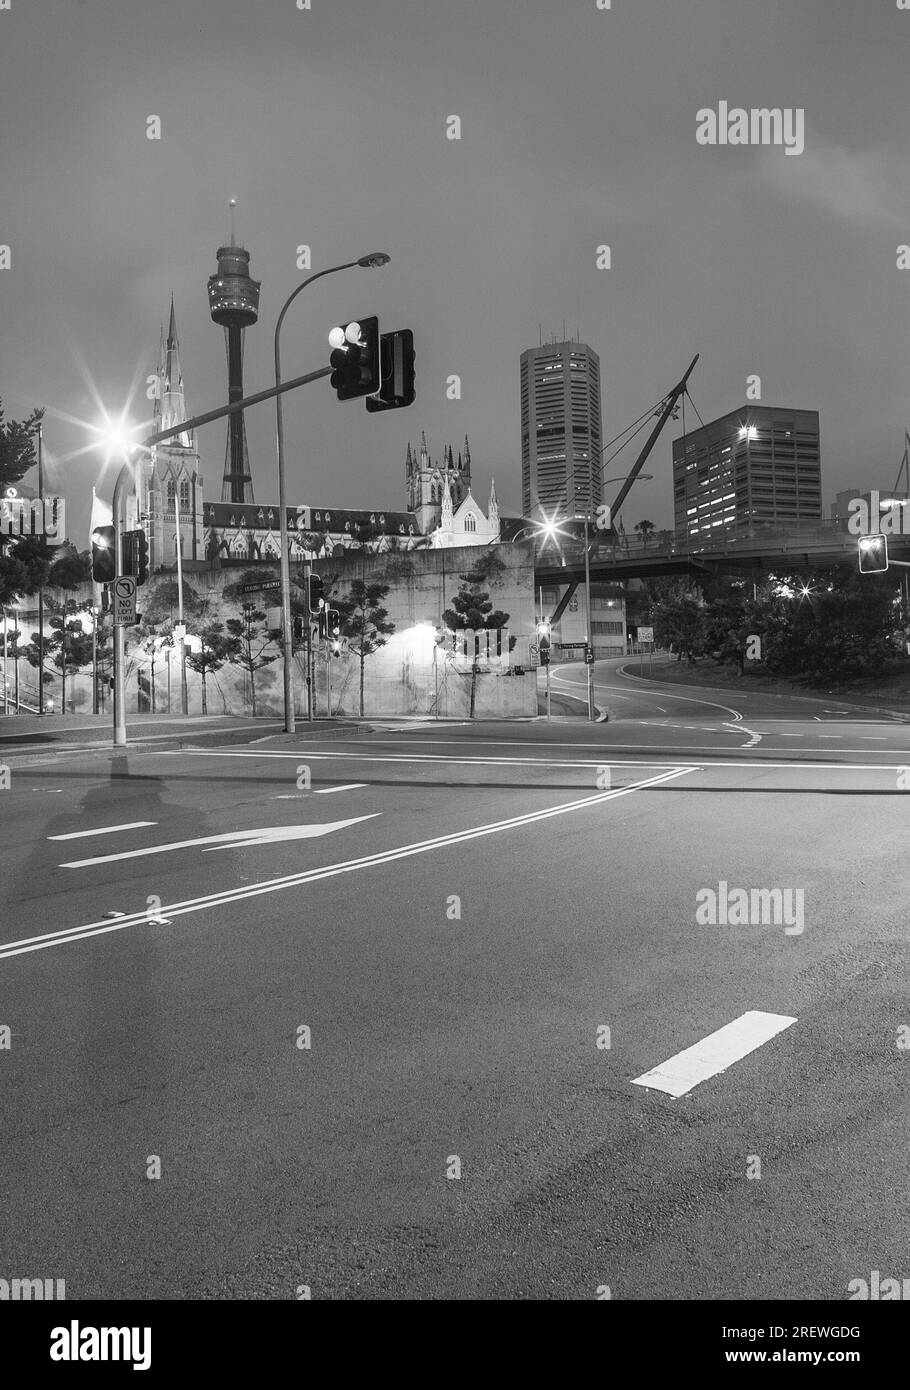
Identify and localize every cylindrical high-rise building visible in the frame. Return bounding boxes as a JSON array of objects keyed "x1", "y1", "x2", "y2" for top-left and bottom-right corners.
[{"x1": 207, "y1": 224, "x2": 260, "y2": 505}]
